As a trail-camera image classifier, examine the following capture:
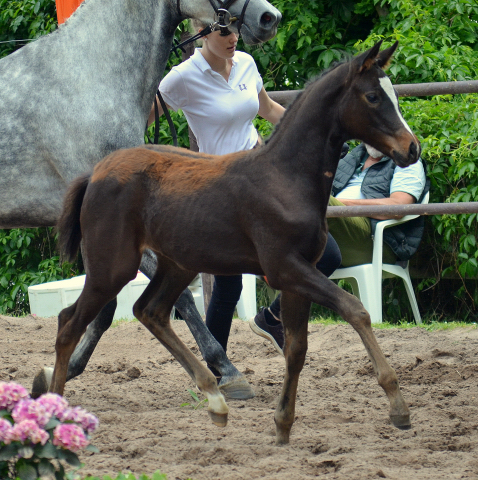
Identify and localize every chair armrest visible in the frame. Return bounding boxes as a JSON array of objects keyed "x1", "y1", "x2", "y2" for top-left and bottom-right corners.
[{"x1": 371, "y1": 191, "x2": 429, "y2": 268}]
